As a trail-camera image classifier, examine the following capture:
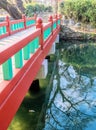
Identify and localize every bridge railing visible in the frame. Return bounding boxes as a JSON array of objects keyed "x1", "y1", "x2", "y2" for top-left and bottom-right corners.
[
  {"x1": 0, "y1": 14, "x2": 61, "y2": 129},
  {"x1": 0, "y1": 28, "x2": 41, "y2": 105},
  {"x1": 43, "y1": 22, "x2": 52, "y2": 41},
  {"x1": 0, "y1": 21, "x2": 9, "y2": 39},
  {"x1": 9, "y1": 18, "x2": 25, "y2": 35},
  {"x1": 26, "y1": 17, "x2": 36, "y2": 28},
  {"x1": 0, "y1": 15, "x2": 36, "y2": 38},
  {"x1": 0, "y1": 14, "x2": 61, "y2": 78},
  {"x1": 0, "y1": 14, "x2": 61, "y2": 93},
  {"x1": 0, "y1": 15, "x2": 61, "y2": 81},
  {"x1": 36, "y1": 14, "x2": 61, "y2": 49}
]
